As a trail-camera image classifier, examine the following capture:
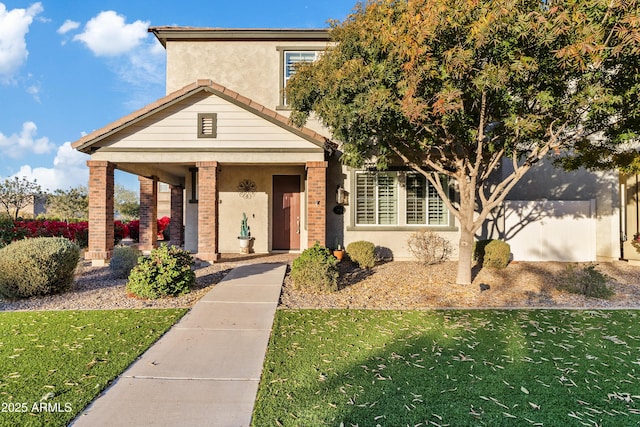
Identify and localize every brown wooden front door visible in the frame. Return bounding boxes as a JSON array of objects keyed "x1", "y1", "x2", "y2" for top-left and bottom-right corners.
[{"x1": 272, "y1": 175, "x2": 300, "y2": 250}]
